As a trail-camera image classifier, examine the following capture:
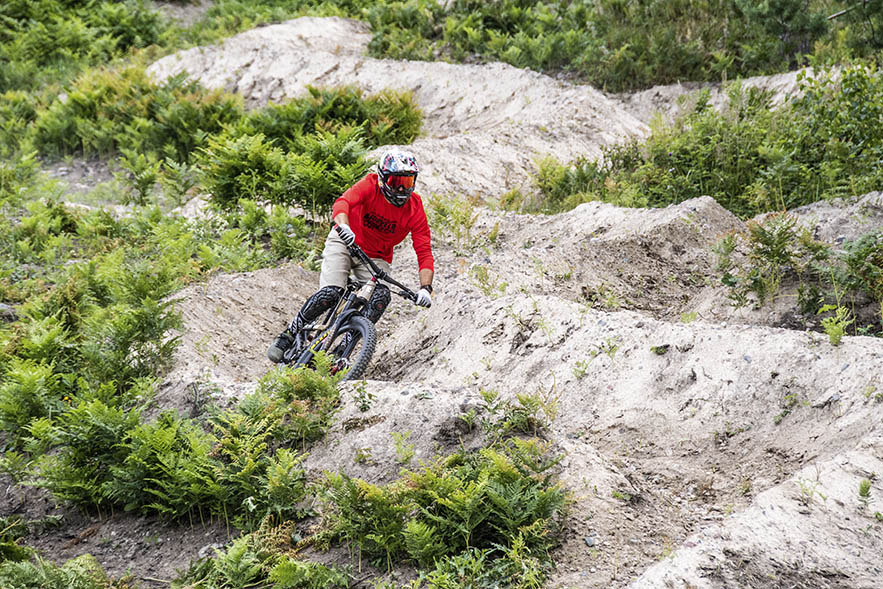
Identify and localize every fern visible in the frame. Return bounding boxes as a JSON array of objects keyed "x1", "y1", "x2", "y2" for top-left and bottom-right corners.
[{"x1": 403, "y1": 519, "x2": 445, "y2": 568}]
